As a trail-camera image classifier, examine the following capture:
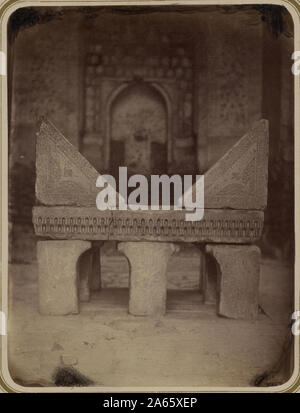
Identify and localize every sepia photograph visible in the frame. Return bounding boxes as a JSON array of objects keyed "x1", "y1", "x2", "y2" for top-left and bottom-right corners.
[{"x1": 0, "y1": 0, "x2": 299, "y2": 393}]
